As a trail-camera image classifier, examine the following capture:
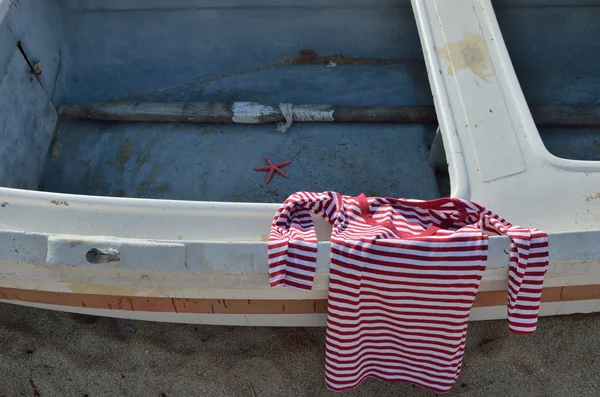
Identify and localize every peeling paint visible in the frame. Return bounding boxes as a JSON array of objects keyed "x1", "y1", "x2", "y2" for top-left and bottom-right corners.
[
  {"x1": 49, "y1": 127, "x2": 61, "y2": 161},
  {"x1": 437, "y1": 32, "x2": 495, "y2": 83},
  {"x1": 292, "y1": 105, "x2": 334, "y2": 122},
  {"x1": 119, "y1": 139, "x2": 134, "y2": 166},
  {"x1": 231, "y1": 102, "x2": 279, "y2": 124}
]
